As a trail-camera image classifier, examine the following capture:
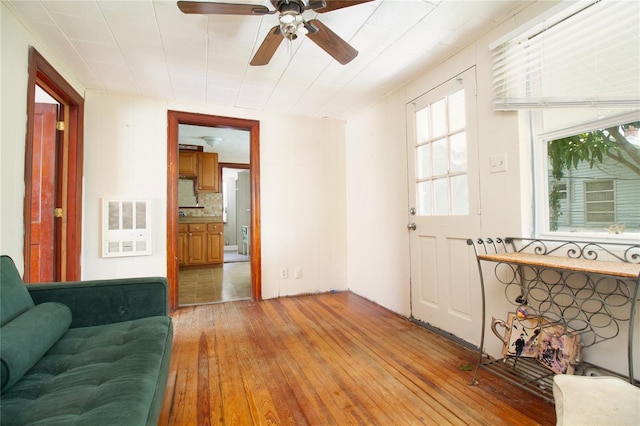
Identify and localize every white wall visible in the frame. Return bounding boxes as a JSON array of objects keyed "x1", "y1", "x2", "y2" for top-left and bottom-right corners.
[
  {"x1": 82, "y1": 93, "x2": 348, "y2": 299},
  {"x1": 345, "y1": 89, "x2": 411, "y2": 316}
]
